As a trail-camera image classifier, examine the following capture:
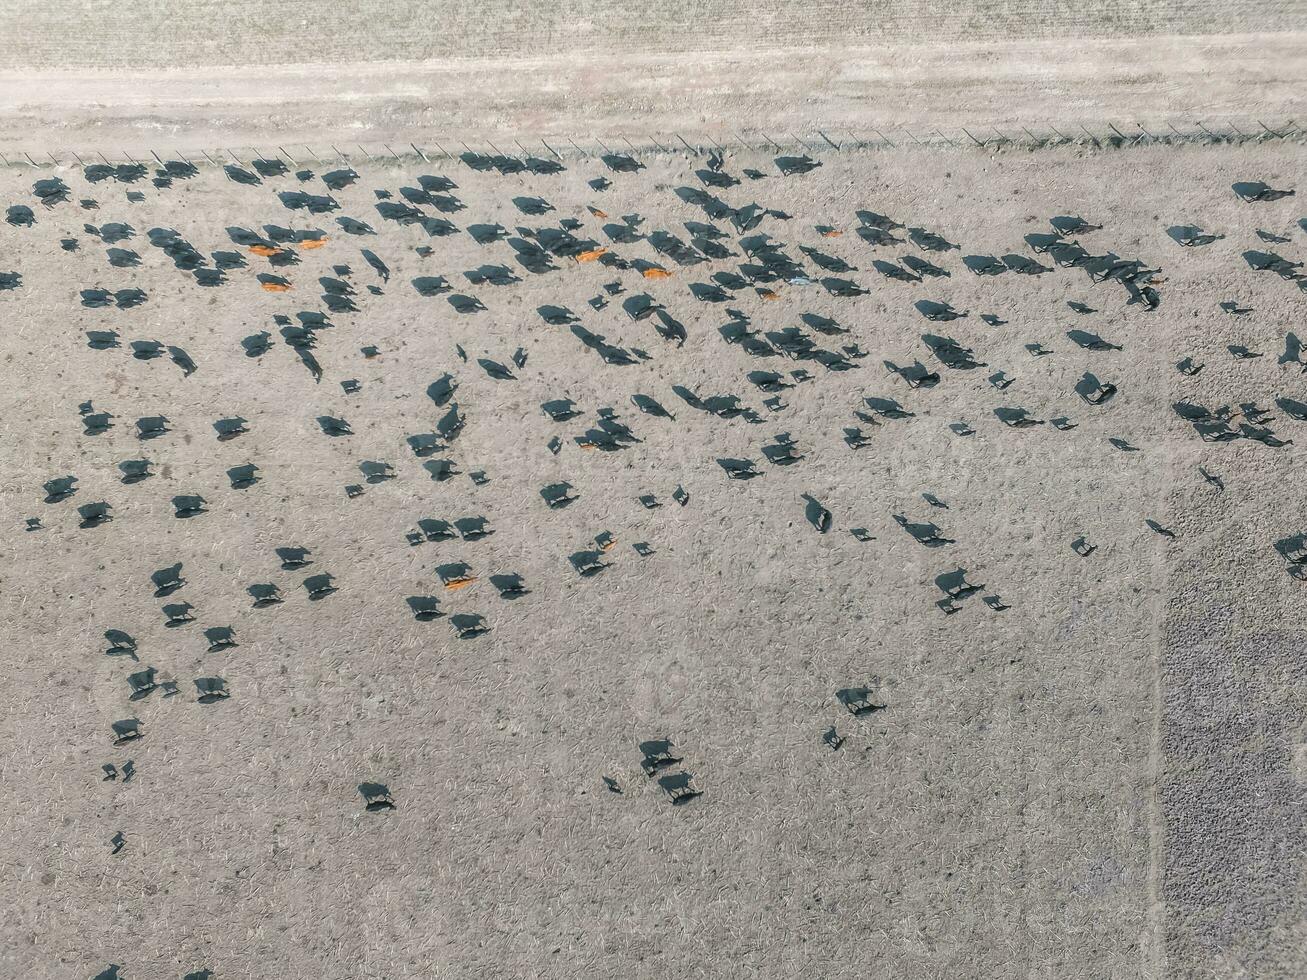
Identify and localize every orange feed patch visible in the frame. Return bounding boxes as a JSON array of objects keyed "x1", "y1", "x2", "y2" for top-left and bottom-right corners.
[
  {"x1": 260, "y1": 281, "x2": 292, "y2": 292},
  {"x1": 576, "y1": 248, "x2": 608, "y2": 262},
  {"x1": 248, "y1": 244, "x2": 278, "y2": 256},
  {"x1": 642, "y1": 268, "x2": 672, "y2": 280}
]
